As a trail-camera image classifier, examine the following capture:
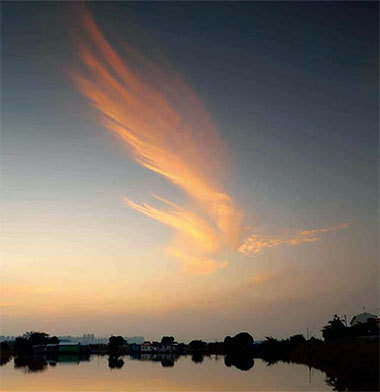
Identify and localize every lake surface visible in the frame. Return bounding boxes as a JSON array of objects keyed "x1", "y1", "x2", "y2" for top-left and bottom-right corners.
[{"x1": 0, "y1": 354, "x2": 334, "y2": 391}]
